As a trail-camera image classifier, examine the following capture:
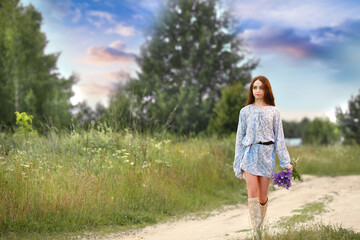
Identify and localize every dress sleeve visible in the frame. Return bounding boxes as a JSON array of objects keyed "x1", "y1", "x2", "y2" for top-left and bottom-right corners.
[
  {"x1": 233, "y1": 109, "x2": 246, "y2": 172},
  {"x1": 273, "y1": 108, "x2": 291, "y2": 169}
]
